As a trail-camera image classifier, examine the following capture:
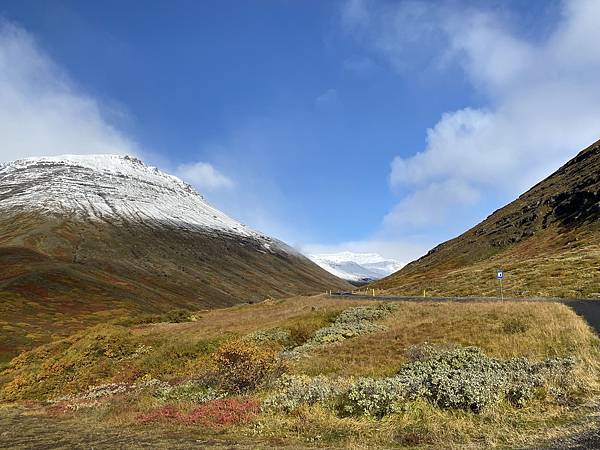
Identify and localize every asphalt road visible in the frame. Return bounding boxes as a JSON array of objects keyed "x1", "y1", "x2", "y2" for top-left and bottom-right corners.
[{"x1": 329, "y1": 293, "x2": 600, "y2": 334}]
